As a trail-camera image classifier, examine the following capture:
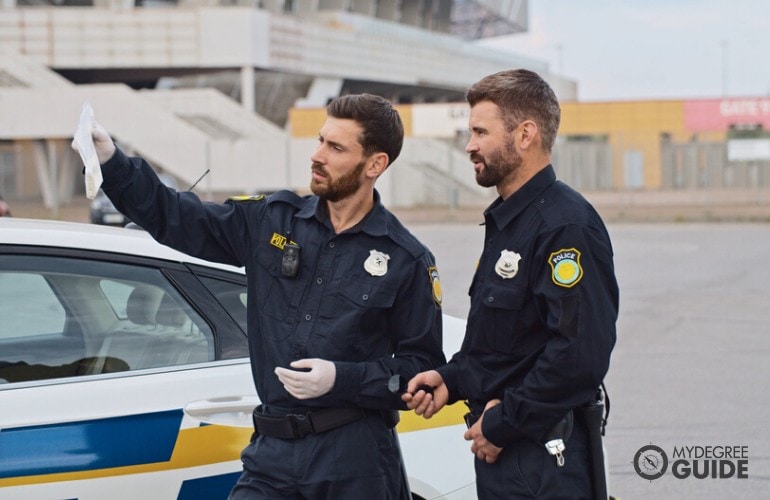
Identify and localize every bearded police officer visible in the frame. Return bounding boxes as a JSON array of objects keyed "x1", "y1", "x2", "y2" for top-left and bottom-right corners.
[
  {"x1": 76, "y1": 94, "x2": 445, "y2": 499},
  {"x1": 404, "y1": 69, "x2": 618, "y2": 499}
]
